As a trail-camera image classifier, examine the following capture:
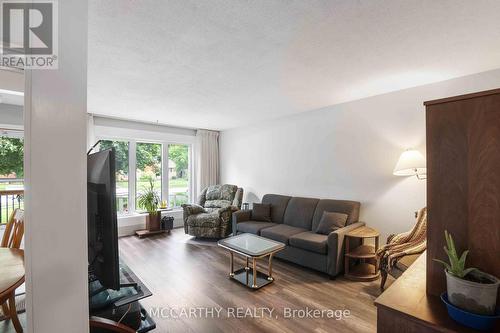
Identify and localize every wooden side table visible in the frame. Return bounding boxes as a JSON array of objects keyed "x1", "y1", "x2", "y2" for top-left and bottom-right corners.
[{"x1": 344, "y1": 226, "x2": 380, "y2": 281}]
